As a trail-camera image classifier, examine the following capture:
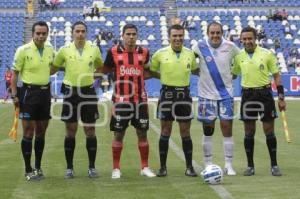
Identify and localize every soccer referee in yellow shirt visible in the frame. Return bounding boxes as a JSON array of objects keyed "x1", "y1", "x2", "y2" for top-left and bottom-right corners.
[
  {"x1": 150, "y1": 24, "x2": 198, "y2": 177},
  {"x1": 51, "y1": 21, "x2": 103, "y2": 179},
  {"x1": 11, "y1": 21, "x2": 54, "y2": 181},
  {"x1": 232, "y1": 27, "x2": 286, "y2": 176}
]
